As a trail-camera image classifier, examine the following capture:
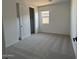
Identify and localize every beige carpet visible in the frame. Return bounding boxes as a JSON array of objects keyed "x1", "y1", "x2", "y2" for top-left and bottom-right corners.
[{"x1": 6, "y1": 33, "x2": 75, "y2": 59}]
